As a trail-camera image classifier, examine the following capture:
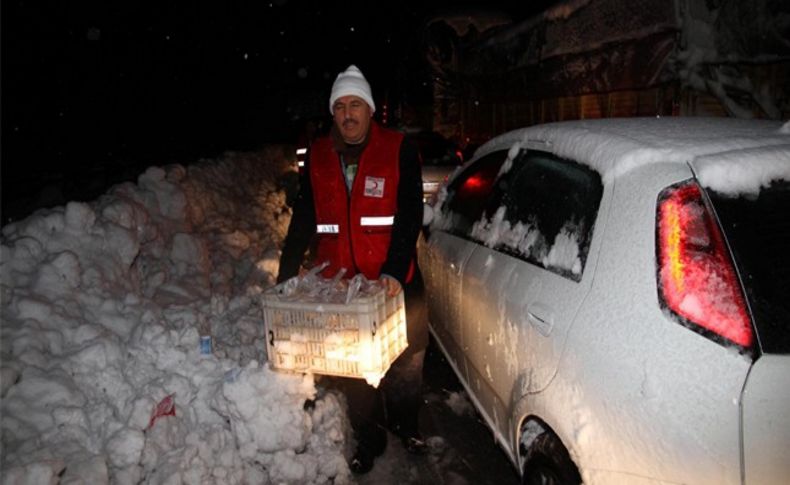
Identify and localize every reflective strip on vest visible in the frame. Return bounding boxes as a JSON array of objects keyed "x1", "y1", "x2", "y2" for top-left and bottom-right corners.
[
  {"x1": 360, "y1": 216, "x2": 395, "y2": 226},
  {"x1": 316, "y1": 224, "x2": 339, "y2": 233}
]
